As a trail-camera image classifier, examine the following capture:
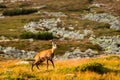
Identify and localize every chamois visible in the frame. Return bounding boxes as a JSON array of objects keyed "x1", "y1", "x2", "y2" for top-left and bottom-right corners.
[{"x1": 31, "y1": 41, "x2": 57, "y2": 71}]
